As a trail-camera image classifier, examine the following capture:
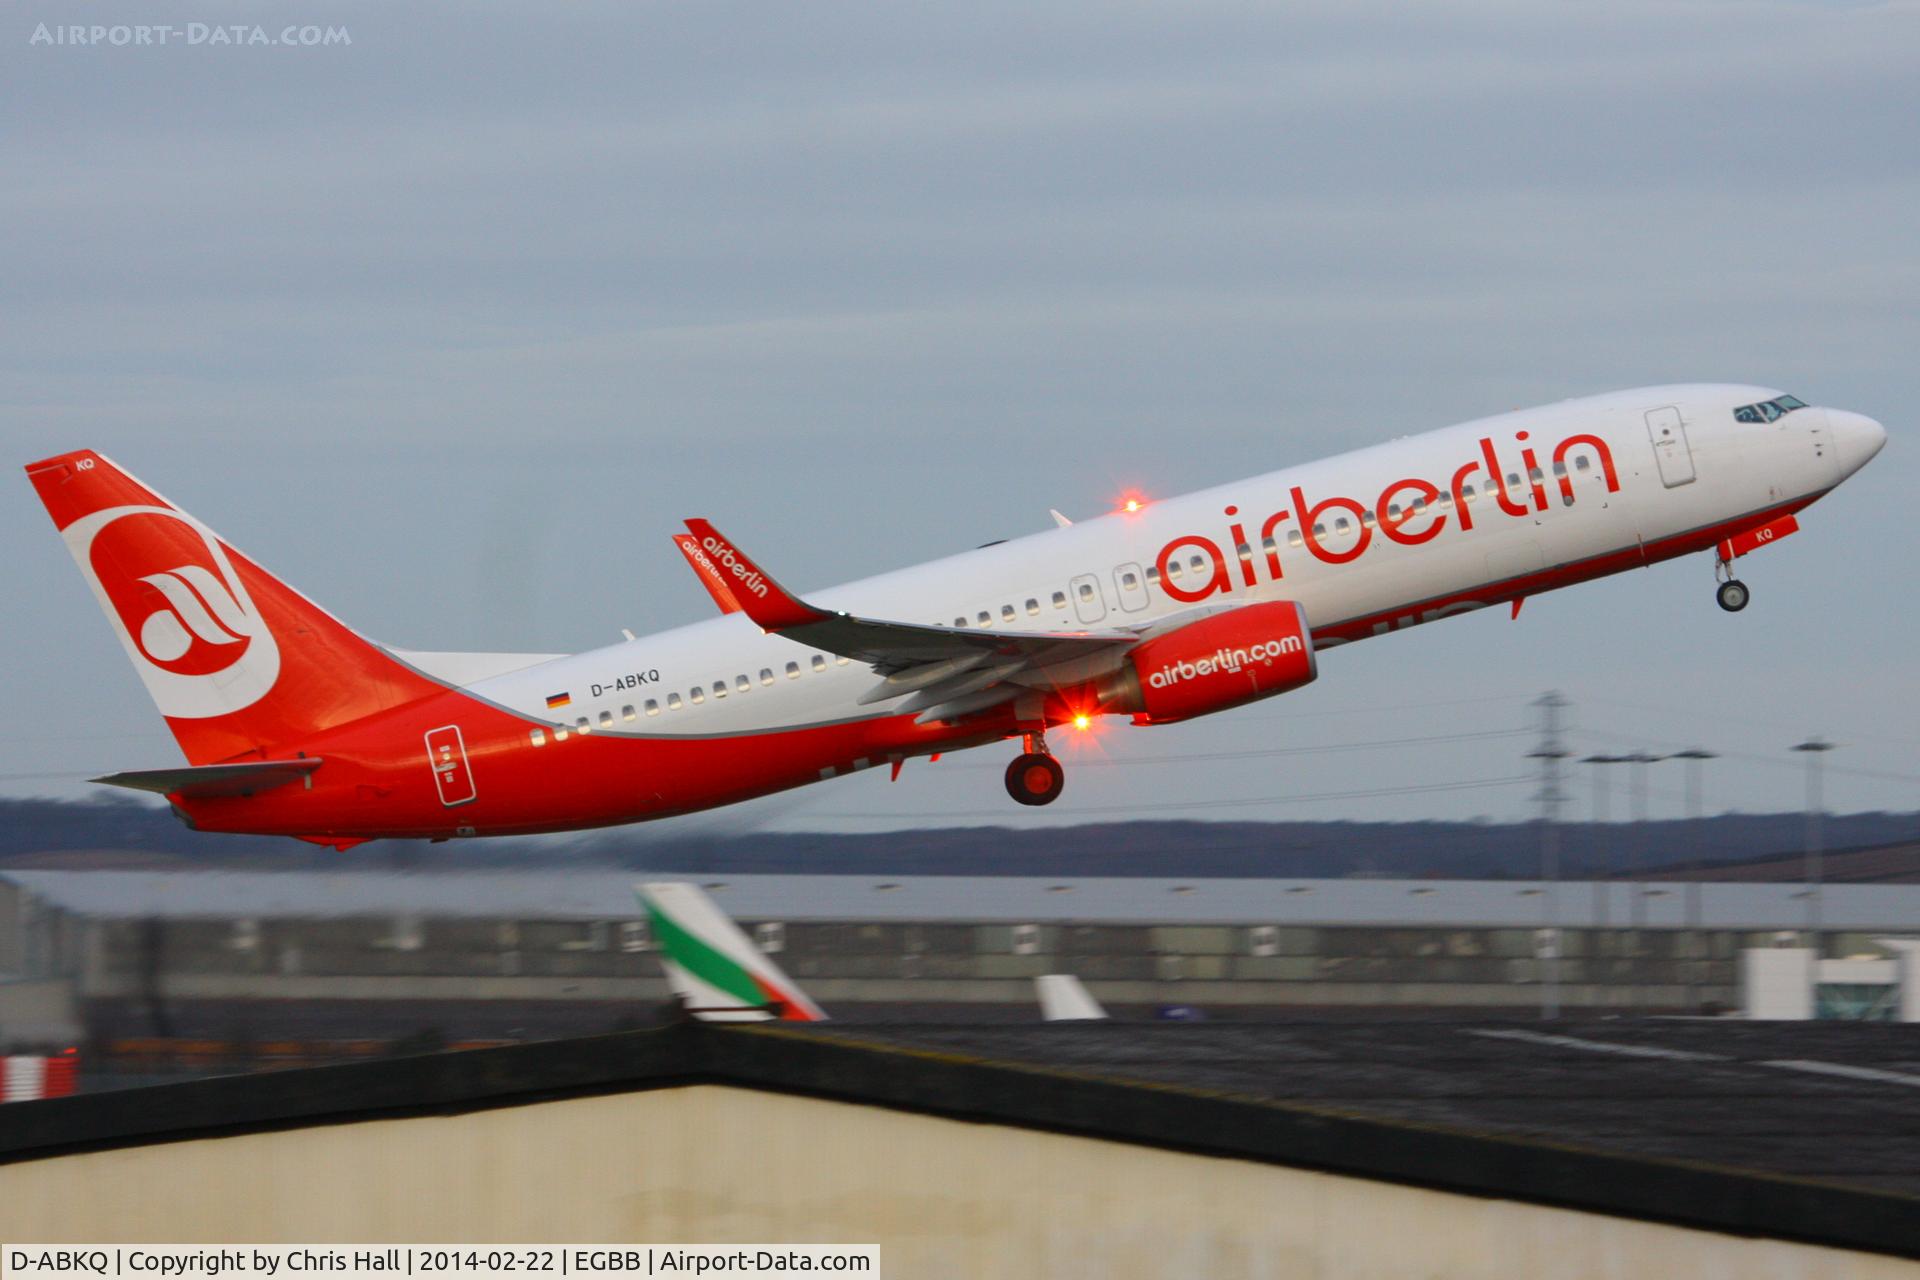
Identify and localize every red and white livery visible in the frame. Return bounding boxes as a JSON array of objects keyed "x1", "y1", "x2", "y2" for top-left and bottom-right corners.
[{"x1": 25, "y1": 385, "x2": 1885, "y2": 845}]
